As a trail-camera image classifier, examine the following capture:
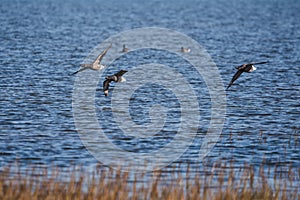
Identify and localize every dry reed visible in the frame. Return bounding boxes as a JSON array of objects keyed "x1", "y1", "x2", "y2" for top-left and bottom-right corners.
[{"x1": 0, "y1": 161, "x2": 299, "y2": 200}]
